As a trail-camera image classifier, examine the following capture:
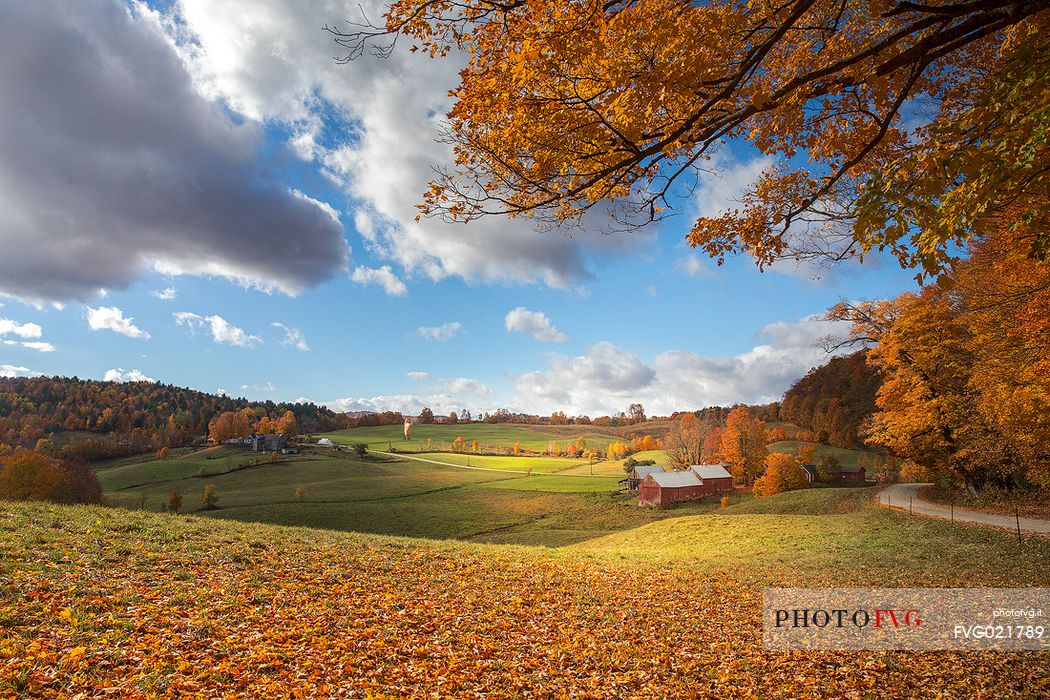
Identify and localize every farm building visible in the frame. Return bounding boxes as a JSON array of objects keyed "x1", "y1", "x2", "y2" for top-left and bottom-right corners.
[
  {"x1": 837, "y1": 465, "x2": 866, "y2": 483},
  {"x1": 637, "y1": 471, "x2": 705, "y2": 508},
  {"x1": 688, "y1": 464, "x2": 734, "y2": 495},
  {"x1": 626, "y1": 464, "x2": 666, "y2": 490},
  {"x1": 316, "y1": 437, "x2": 335, "y2": 447},
  {"x1": 250, "y1": 433, "x2": 287, "y2": 453},
  {"x1": 801, "y1": 464, "x2": 817, "y2": 483}
]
